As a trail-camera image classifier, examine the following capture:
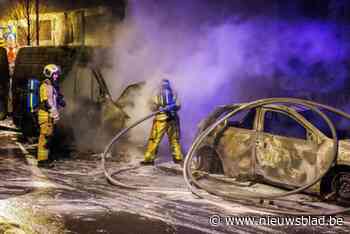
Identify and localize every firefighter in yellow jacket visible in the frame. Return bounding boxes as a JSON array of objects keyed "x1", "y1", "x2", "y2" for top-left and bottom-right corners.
[
  {"x1": 141, "y1": 79, "x2": 183, "y2": 165},
  {"x1": 37, "y1": 64, "x2": 65, "y2": 168}
]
